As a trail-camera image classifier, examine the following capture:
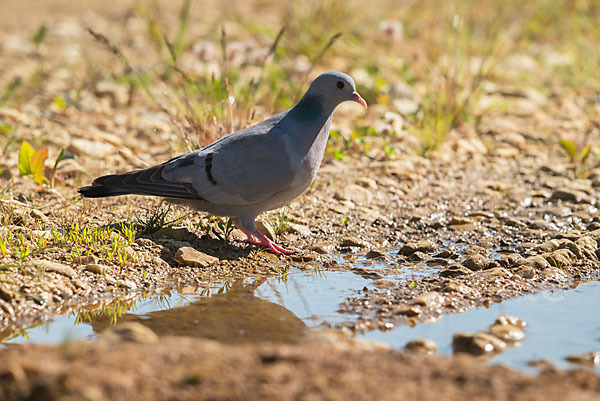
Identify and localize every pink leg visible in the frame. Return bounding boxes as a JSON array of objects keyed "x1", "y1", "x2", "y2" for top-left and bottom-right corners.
[{"x1": 234, "y1": 221, "x2": 294, "y2": 255}]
